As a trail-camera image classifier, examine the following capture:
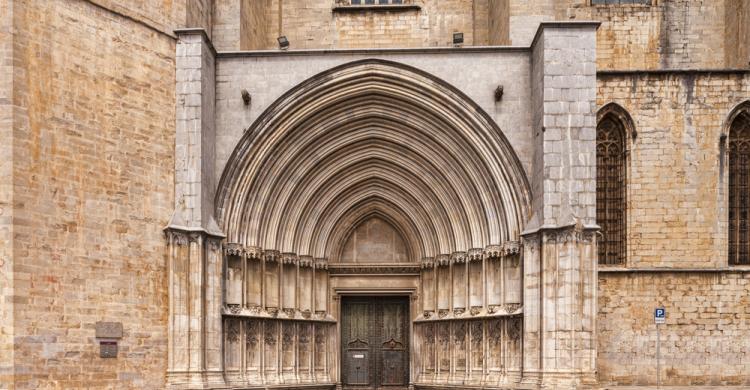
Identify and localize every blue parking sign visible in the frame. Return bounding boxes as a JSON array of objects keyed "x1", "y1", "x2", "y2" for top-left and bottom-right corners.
[{"x1": 654, "y1": 307, "x2": 666, "y2": 324}]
